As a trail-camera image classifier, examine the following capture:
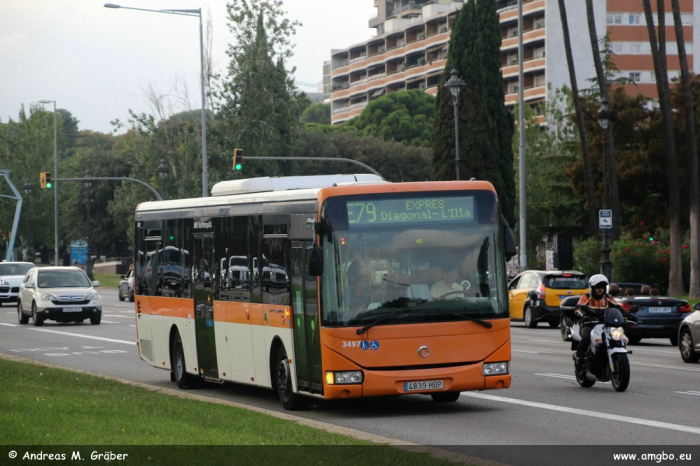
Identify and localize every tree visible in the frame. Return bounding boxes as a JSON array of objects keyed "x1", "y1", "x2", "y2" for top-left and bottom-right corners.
[
  {"x1": 300, "y1": 102, "x2": 330, "y2": 125},
  {"x1": 671, "y1": 0, "x2": 700, "y2": 299},
  {"x1": 557, "y1": 0, "x2": 597, "y2": 236},
  {"x1": 642, "y1": 0, "x2": 684, "y2": 295},
  {"x1": 345, "y1": 90, "x2": 435, "y2": 147},
  {"x1": 431, "y1": 0, "x2": 515, "y2": 224},
  {"x1": 212, "y1": 1, "x2": 302, "y2": 179}
]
